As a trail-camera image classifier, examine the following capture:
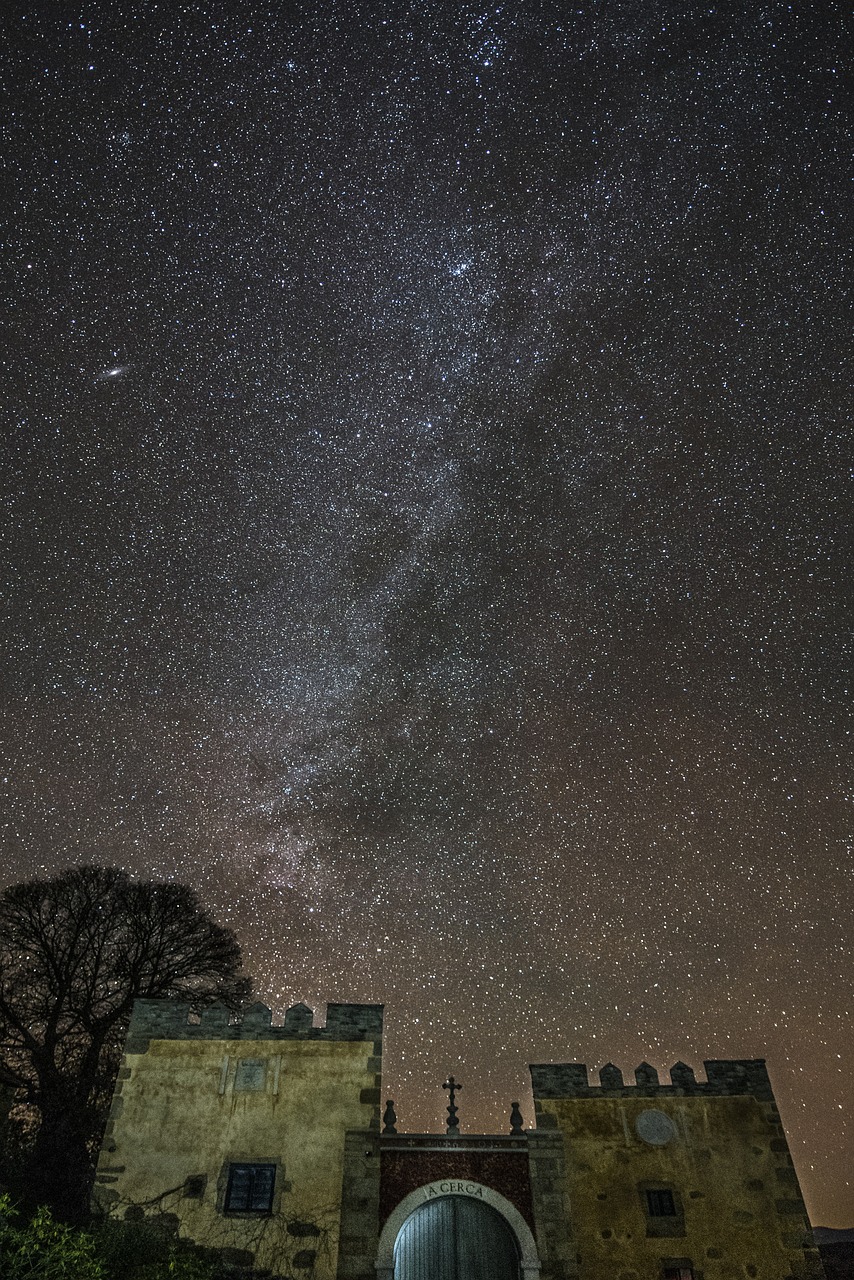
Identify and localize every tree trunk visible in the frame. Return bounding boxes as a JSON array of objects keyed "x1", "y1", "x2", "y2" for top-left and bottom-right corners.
[{"x1": 25, "y1": 1100, "x2": 97, "y2": 1223}]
